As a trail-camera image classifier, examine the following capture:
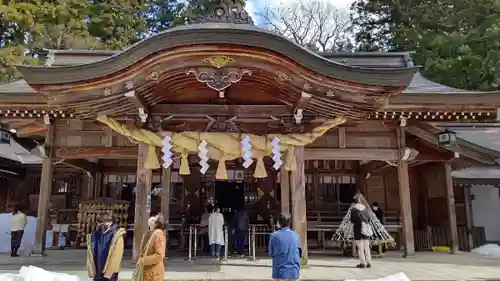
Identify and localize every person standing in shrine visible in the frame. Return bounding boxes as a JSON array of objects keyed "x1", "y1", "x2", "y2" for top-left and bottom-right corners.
[
  {"x1": 350, "y1": 196, "x2": 373, "y2": 268},
  {"x1": 137, "y1": 214, "x2": 166, "y2": 281},
  {"x1": 269, "y1": 213, "x2": 302, "y2": 281},
  {"x1": 200, "y1": 204, "x2": 213, "y2": 254},
  {"x1": 371, "y1": 202, "x2": 385, "y2": 254},
  {"x1": 208, "y1": 205, "x2": 225, "y2": 260},
  {"x1": 10, "y1": 204, "x2": 27, "y2": 257},
  {"x1": 232, "y1": 206, "x2": 249, "y2": 257},
  {"x1": 87, "y1": 211, "x2": 126, "y2": 281},
  {"x1": 371, "y1": 202, "x2": 384, "y2": 224}
]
